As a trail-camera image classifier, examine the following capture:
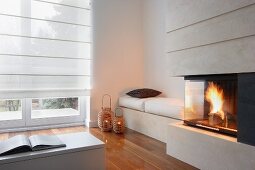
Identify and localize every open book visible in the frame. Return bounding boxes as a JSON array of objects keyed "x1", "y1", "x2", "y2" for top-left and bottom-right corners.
[{"x1": 0, "y1": 135, "x2": 66, "y2": 156}]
